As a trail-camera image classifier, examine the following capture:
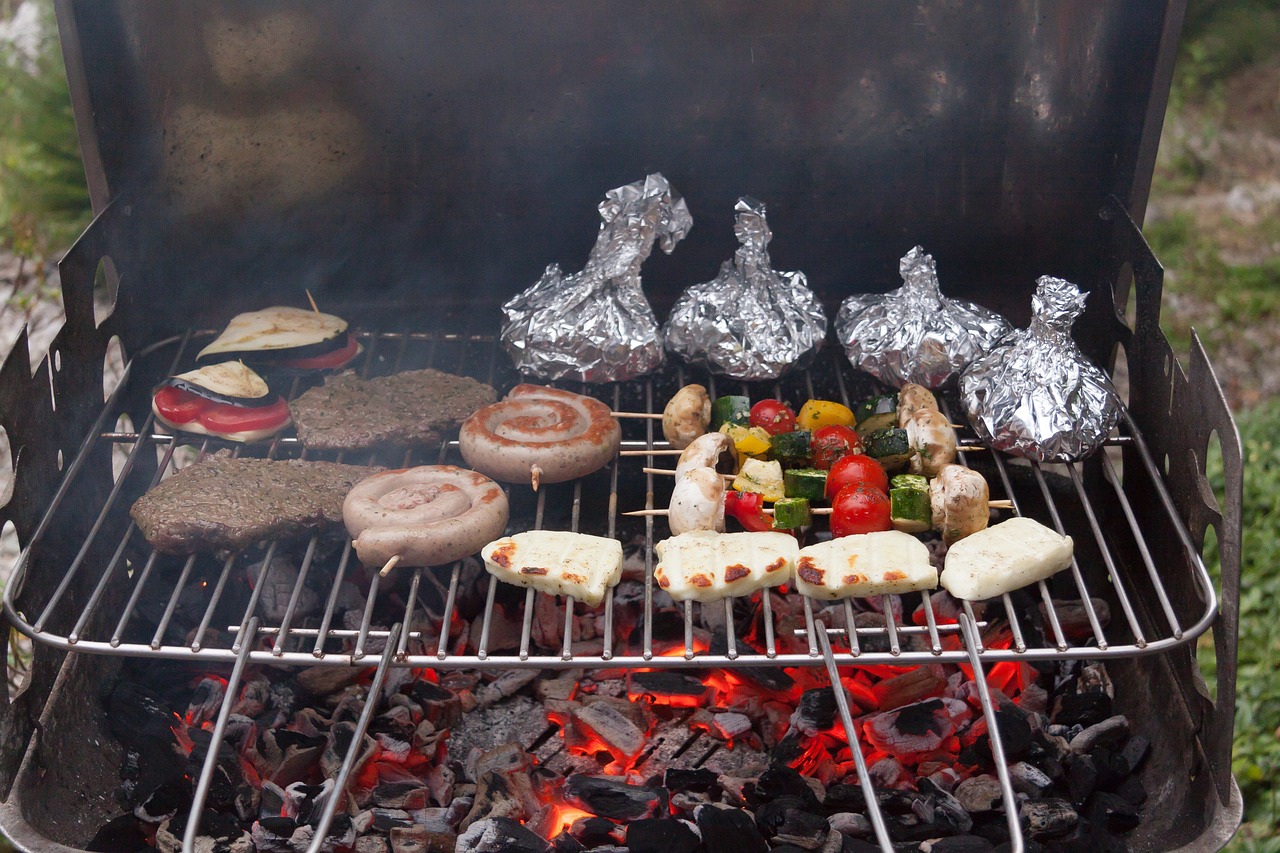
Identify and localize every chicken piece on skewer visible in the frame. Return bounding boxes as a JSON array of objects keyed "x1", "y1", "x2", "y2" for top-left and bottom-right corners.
[
  {"x1": 668, "y1": 467, "x2": 727, "y2": 535},
  {"x1": 654, "y1": 529, "x2": 798, "y2": 602},
  {"x1": 930, "y1": 463, "x2": 990, "y2": 544},
  {"x1": 906, "y1": 408, "x2": 958, "y2": 477}
]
